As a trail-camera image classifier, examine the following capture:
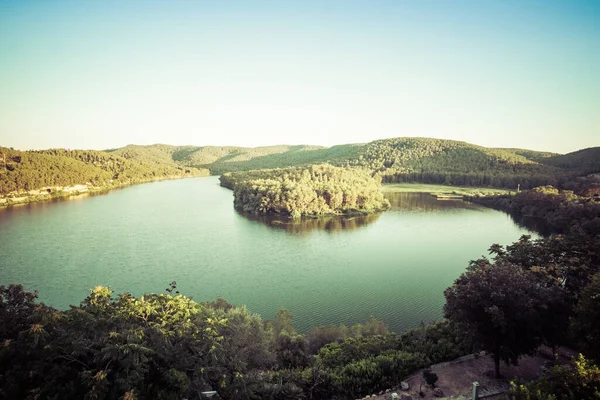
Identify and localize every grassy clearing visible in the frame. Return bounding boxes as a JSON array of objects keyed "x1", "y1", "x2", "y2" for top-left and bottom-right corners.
[{"x1": 380, "y1": 183, "x2": 512, "y2": 196}]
